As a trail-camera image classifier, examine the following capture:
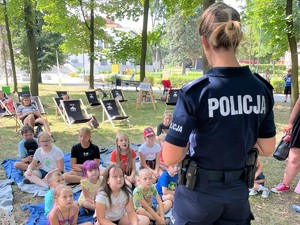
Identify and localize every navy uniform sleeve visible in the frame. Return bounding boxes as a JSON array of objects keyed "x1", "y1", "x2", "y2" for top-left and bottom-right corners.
[{"x1": 166, "y1": 77, "x2": 207, "y2": 147}]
